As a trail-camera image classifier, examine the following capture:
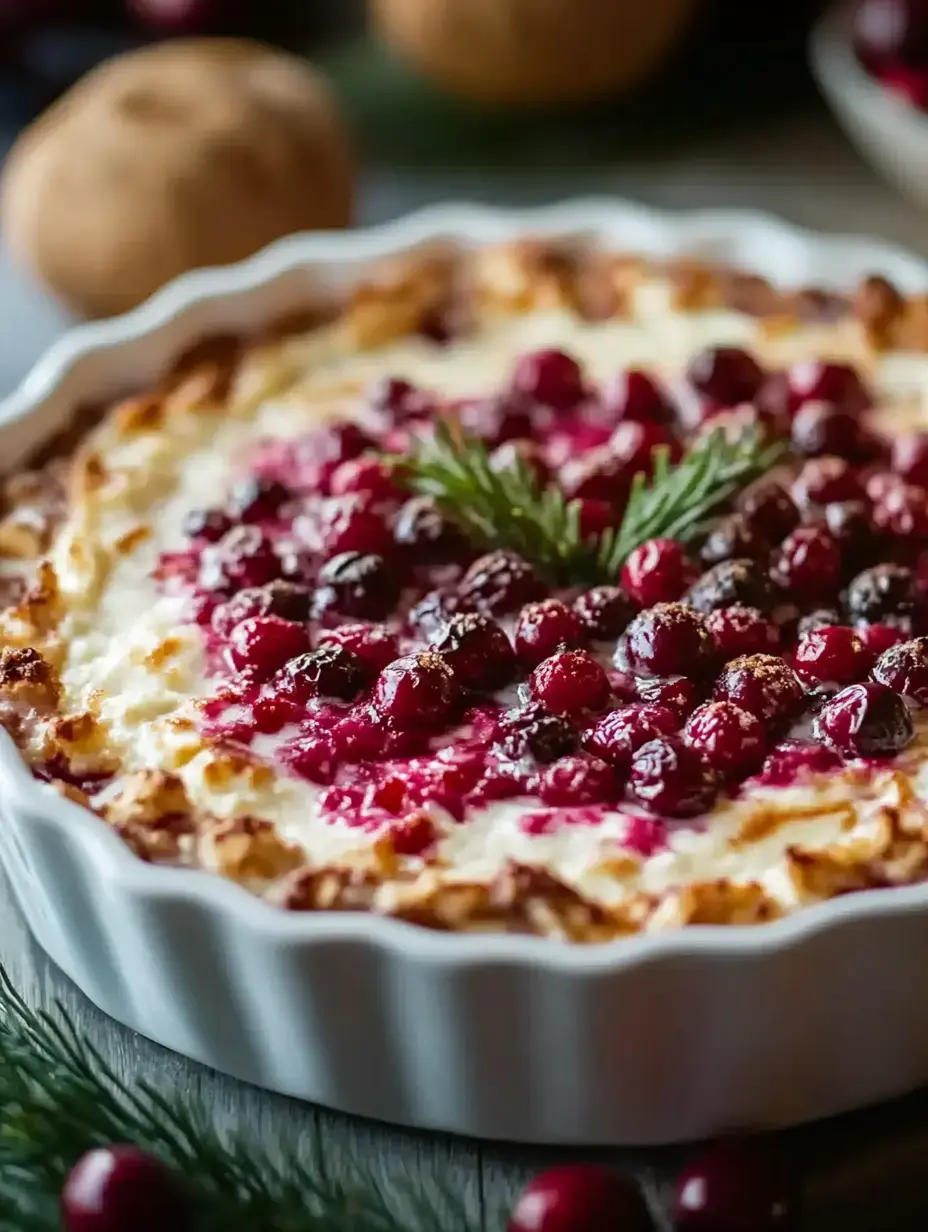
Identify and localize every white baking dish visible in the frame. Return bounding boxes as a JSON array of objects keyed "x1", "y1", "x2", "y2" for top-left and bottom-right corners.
[{"x1": 4, "y1": 200, "x2": 928, "y2": 1147}]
